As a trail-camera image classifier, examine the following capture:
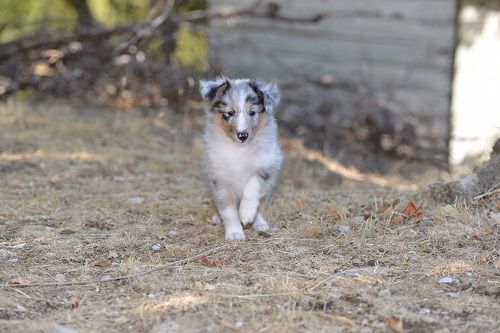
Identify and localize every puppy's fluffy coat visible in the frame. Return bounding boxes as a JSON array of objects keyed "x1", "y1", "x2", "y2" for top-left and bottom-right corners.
[{"x1": 200, "y1": 76, "x2": 282, "y2": 240}]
